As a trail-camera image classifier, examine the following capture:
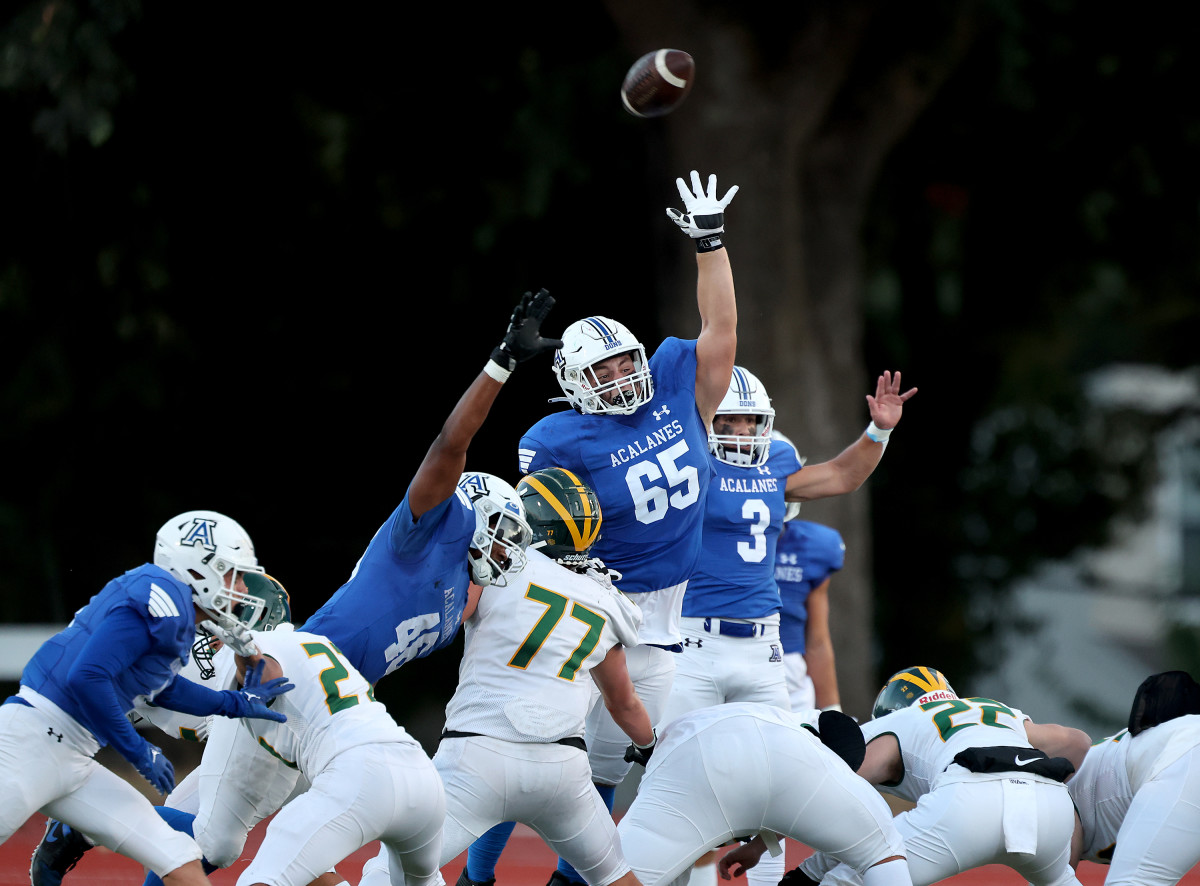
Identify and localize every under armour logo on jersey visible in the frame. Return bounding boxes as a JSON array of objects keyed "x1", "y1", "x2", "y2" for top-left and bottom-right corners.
[
  {"x1": 779, "y1": 553, "x2": 798, "y2": 565},
  {"x1": 755, "y1": 464, "x2": 771, "y2": 475},
  {"x1": 768, "y1": 643, "x2": 782, "y2": 662},
  {"x1": 147, "y1": 583, "x2": 181, "y2": 618},
  {"x1": 683, "y1": 637, "x2": 703, "y2": 648},
  {"x1": 47, "y1": 727, "x2": 63, "y2": 743},
  {"x1": 653, "y1": 405, "x2": 671, "y2": 421},
  {"x1": 179, "y1": 516, "x2": 218, "y2": 552}
]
